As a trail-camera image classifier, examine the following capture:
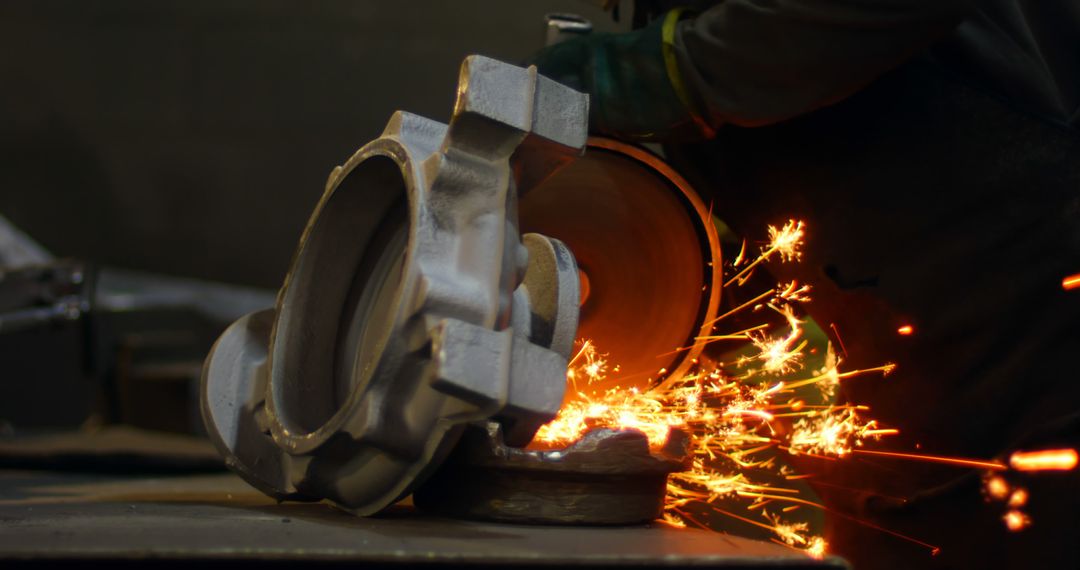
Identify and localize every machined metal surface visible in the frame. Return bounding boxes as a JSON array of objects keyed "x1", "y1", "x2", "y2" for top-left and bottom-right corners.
[
  {"x1": 201, "y1": 56, "x2": 588, "y2": 515},
  {"x1": 414, "y1": 423, "x2": 690, "y2": 525}
]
